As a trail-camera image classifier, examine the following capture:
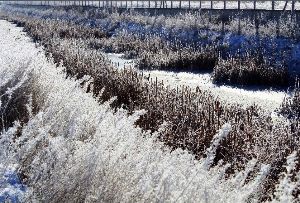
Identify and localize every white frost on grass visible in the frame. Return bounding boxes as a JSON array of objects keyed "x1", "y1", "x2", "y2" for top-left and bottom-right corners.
[
  {"x1": 0, "y1": 19, "x2": 274, "y2": 202},
  {"x1": 203, "y1": 123, "x2": 231, "y2": 169},
  {"x1": 272, "y1": 151, "x2": 300, "y2": 203}
]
